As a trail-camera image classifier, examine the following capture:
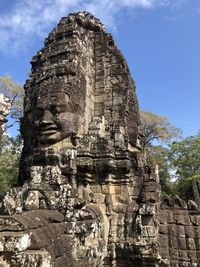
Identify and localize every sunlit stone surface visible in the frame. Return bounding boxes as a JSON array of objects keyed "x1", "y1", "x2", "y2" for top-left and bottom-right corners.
[{"x1": 0, "y1": 12, "x2": 200, "y2": 267}]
